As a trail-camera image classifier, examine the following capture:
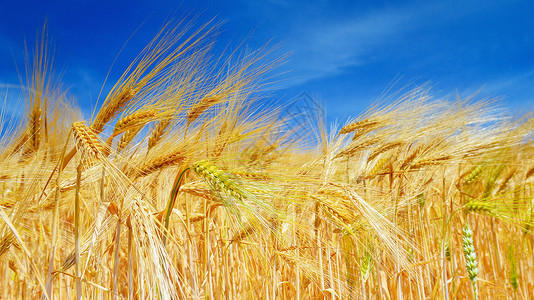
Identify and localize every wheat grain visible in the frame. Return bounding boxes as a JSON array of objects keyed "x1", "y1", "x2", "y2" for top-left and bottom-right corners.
[{"x1": 231, "y1": 170, "x2": 271, "y2": 180}]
